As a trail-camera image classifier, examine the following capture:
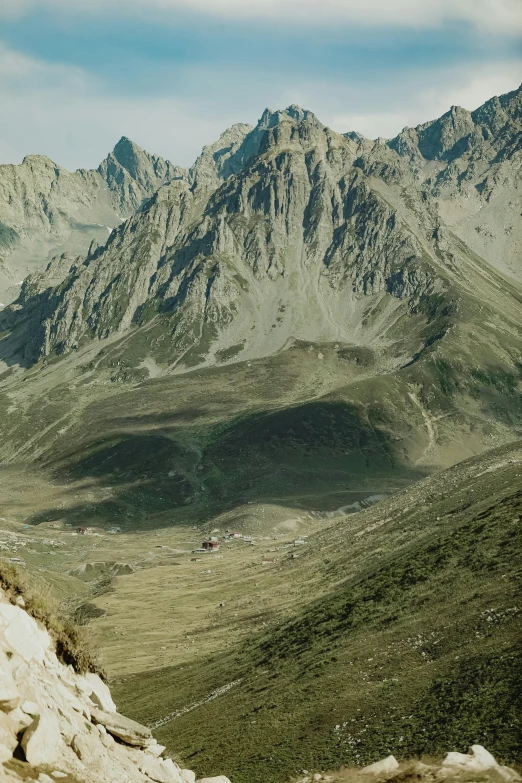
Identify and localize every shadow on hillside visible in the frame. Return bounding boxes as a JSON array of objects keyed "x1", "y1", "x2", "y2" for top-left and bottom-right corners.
[{"x1": 27, "y1": 400, "x2": 425, "y2": 530}]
